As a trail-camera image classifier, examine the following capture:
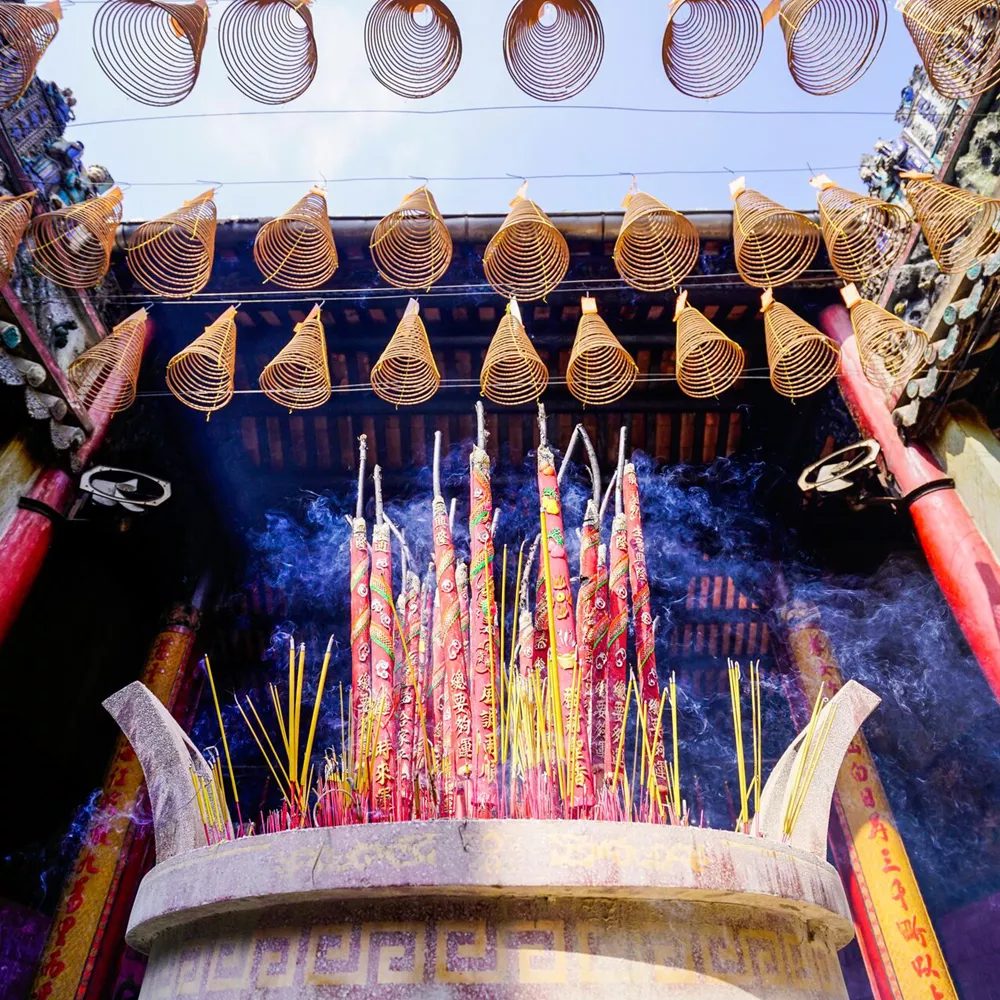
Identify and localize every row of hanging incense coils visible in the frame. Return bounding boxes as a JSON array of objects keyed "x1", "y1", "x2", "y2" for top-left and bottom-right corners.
[{"x1": 1, "y1": 0, "x2": 997, "y2": 110}]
